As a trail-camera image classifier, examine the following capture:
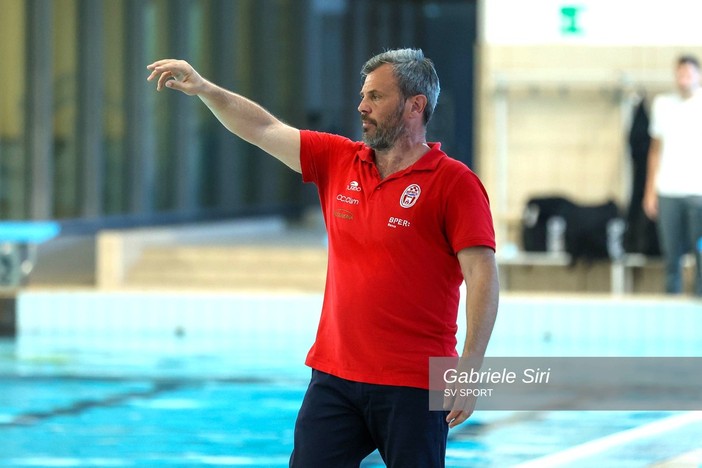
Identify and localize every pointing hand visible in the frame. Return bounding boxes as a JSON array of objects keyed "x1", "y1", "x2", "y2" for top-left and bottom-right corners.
[{"x1": 146, "y1": 59, "x2": 205, "y2": 95}]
